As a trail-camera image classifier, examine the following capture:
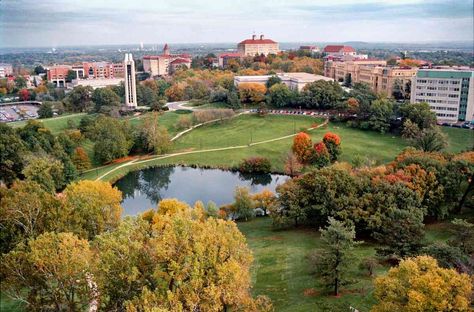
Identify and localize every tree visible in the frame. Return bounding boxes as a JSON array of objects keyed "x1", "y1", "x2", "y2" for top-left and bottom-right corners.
[
  {"x1": 391, "y1": 78, "x2": 405, "y2": 100},
  {"x1": 137, "y1": 112, "x2": 171, "y2": 154},
  {"x1": 312, "y1": 141, "x2": 331, "y2": 168},
  {"x1": 312, "y1": 217, "x2": 359, "y2": 296},
  {"x1": 410, "y1": 127, "x2": 448, "y2": 152},
  {"x1": 62, "y1": 180, "x2": 122, "y2": 239},
  {"x1": 265, "y1": 75, "x2": 282, "y2": 89},
  {"x1": 18, "y1": 88, "x2": 30, "y2": 101},
  {"x1": 14, "y1": 76, "x2": 27, "y2": 89},
  {"x1": 38, "y1": 102, "x2": 53, "y2": 118},
  {"x1": 300, "y1": 80, "x2": 343, "y2": 109},
  {"x1": 0, "y1": 181, "x2": 61, "y2": 253},
  {"x1": 292, "y1": 132, "x2": 313, "y2": 163},
  {"x1": 91, "y1": 116, "x2": 133, "y2": 164},
  {"x1": 399, "y1": 102, "x2": 437, "y2": 130},
  {"x1": 64, "y1": 85, "x2": 93, "y2": 112},
  {"x1": 1, "y1": 232, "x2": 92, "y2": 311},
  {"x1": 233, "y1": 186, "x2": 255, "y2": 221},
  {"x1": 322, "y1": 132, "x2": 341, "y2": 162},
  {"x1": 284, "y1": 152, "x2": 303, "y2": 176},
  {"x1": 343, "y1": 73, "x2": 352, "y2": 87},
  {"x1": 227, "y1": 90, "x2": 241, "y2": 109},
  {"x1": 92, "y1": 87, "x2": 121, "y2": 112},
  {"x1": 71, "y1": 147, "x2": 91, "y2": 171},
  {"x1": 0, "y1": 123, "x2": 26, "y2": 185},
  {"x1": 449, "y1": 219, "x2": 474, "y2": 254},
  {"x1": 267, "y1": 83, "x2": 295, "y2": 107},
  {"x1": 401, "y1": 119, "x2": 420, "y2": 139},
  {"x1": 22, "y1": 156, "x2": 65, "y2": 193},
  {"x1": 113, "y1": 202, "x2": 271, "y2": 311},
  {"x1": 372, "y1": 256, "x2": 472, "y2": 312},
  {"x1": 33, "y1": 65, "x2": 46, "y2": 75},
  {"x1": 238, "y1": 82, "x2": 266, "y2": 104},
  {"x1": 422, "y1": 243, "x2": 471, "y2": 273},
  {"x1": 368, "y1": 98, "x2": 394, "y2": 133},
  {"x1": 252, "y1": 189, "x2": 276, "y2": 216}
]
